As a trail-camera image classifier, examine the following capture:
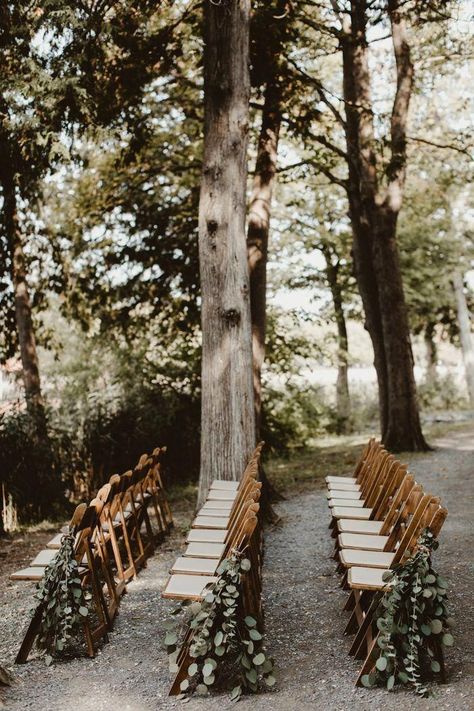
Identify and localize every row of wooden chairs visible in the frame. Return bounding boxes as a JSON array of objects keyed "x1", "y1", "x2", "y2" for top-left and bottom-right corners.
[
  {"x1": 162, "y1": 443, "x2": 265, "y2": 695},
  {"x1": 326, "y1": 439, "x2": 448, "y2": 685},
  {"x1": 13, "y1": 447, "x2": 173, "y2": 662}
]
